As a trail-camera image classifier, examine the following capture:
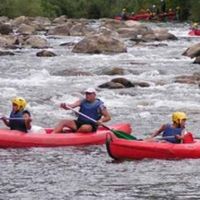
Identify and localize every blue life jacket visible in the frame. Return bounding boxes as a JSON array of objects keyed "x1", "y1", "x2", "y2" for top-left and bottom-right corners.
[
  {"x1": 9, "y1": 110, "x2": 27, "y2": 132},
  {"x1": 162, "y1": 124, "x2": 183, "y2": 143},
  {"x1": 78, "y1": 99, "x2": 104, "y2": 124}
]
